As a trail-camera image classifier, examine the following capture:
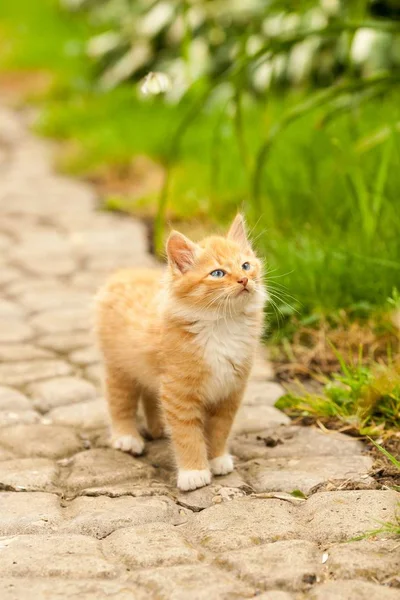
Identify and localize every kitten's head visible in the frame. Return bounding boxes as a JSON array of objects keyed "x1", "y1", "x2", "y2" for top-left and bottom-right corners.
[{"x1": 165, "y1": 214, "x2": 266, "y2": 318}]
